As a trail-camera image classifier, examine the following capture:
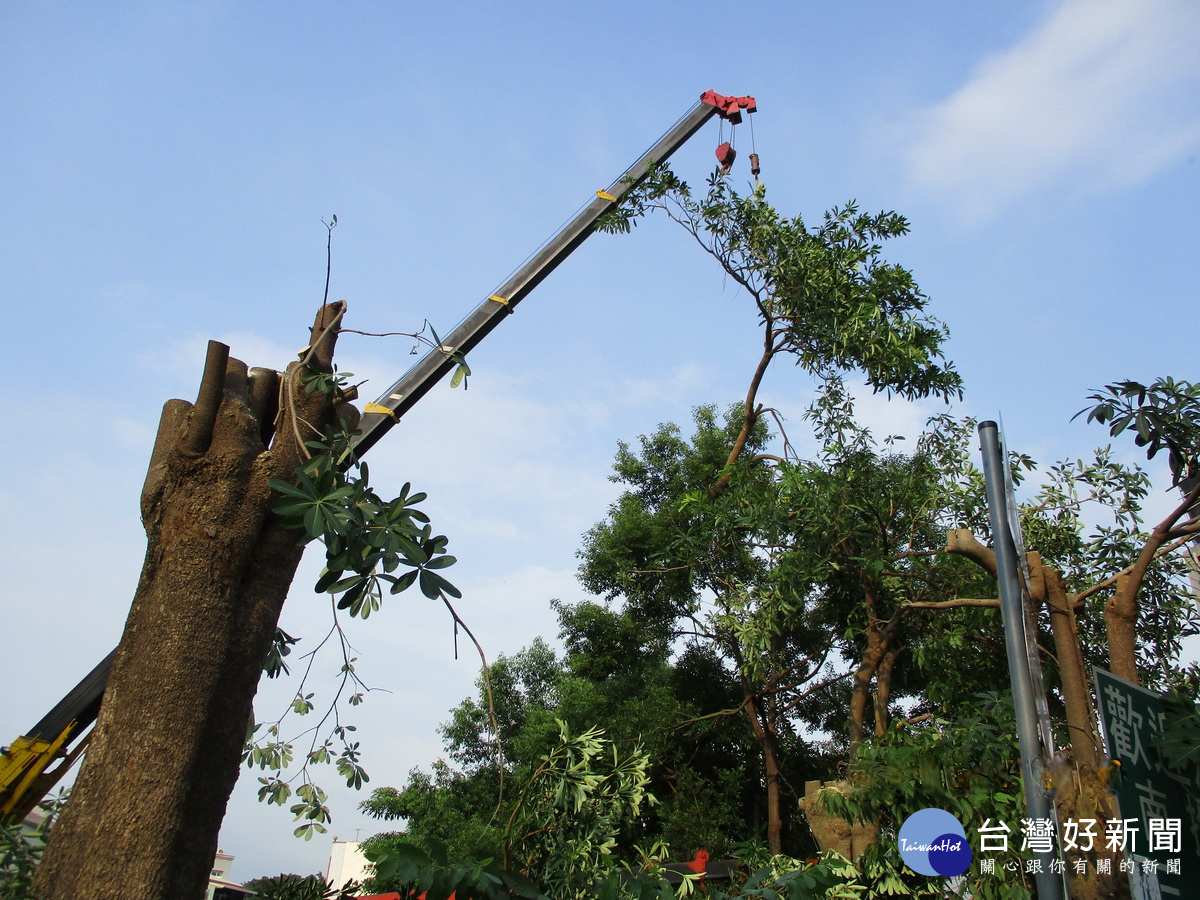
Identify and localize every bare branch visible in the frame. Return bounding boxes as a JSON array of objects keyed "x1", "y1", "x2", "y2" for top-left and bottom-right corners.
[
  {"x1": 944, "y1": 528, "x2": 996, "y2": 577},
  {"x1": 902, "y1": 597, "x2": 1000, "y2": 610}
]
